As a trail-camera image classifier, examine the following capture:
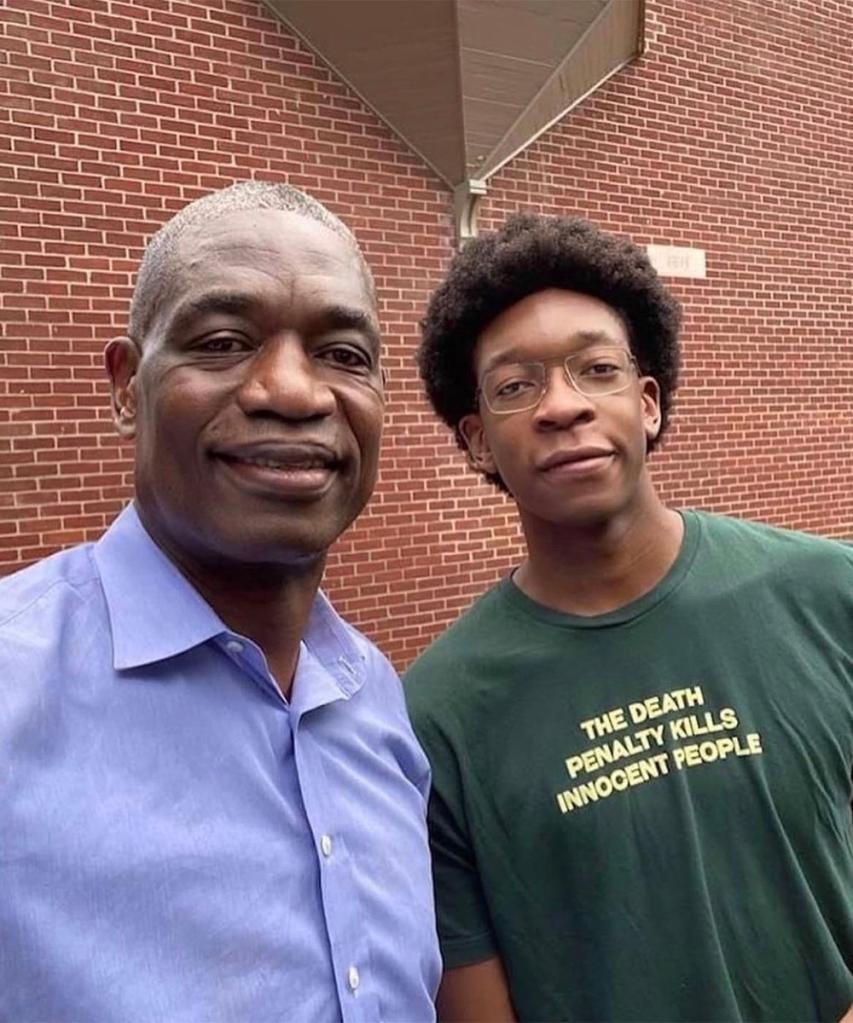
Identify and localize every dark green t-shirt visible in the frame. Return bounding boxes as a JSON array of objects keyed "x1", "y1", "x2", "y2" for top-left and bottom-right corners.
[{"x1": 405, "y1": 511, "x2": 853, "y2": 1022}]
